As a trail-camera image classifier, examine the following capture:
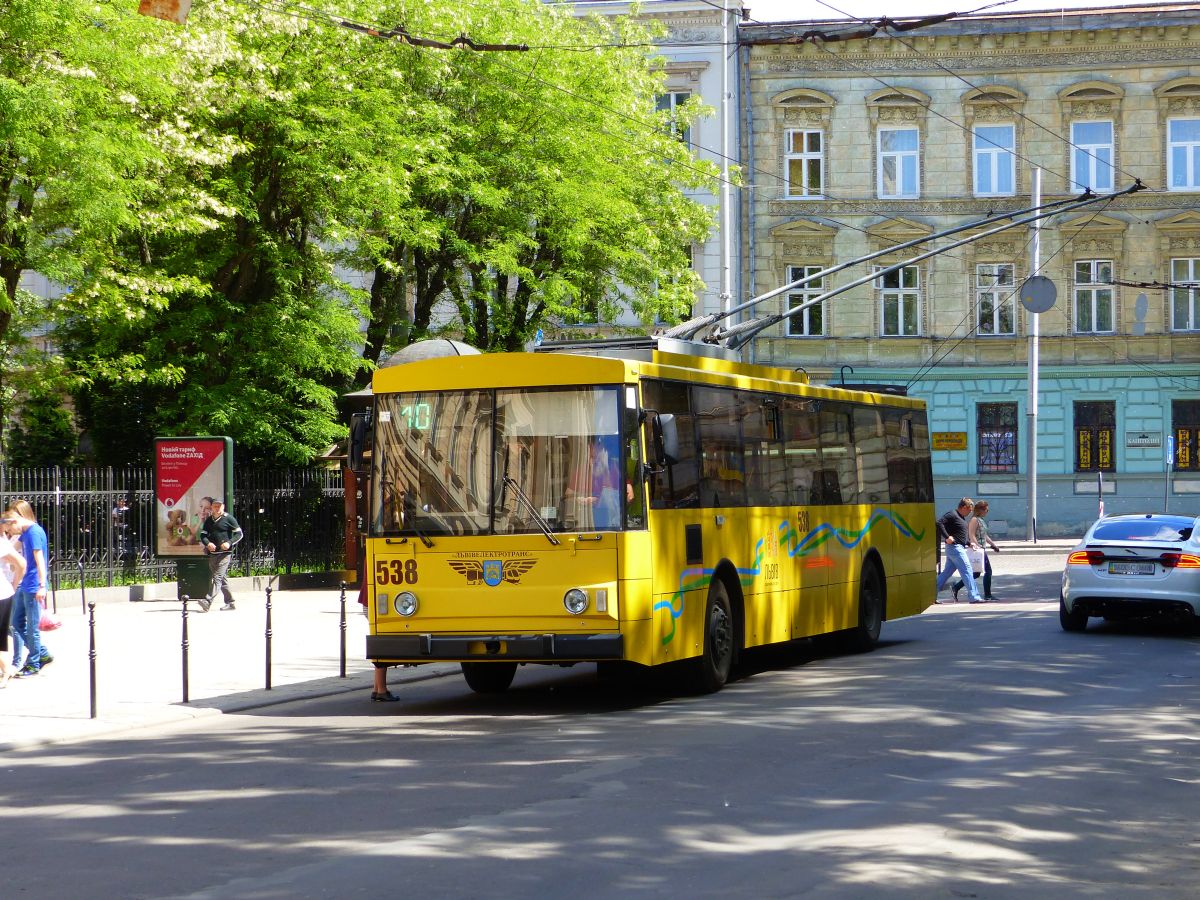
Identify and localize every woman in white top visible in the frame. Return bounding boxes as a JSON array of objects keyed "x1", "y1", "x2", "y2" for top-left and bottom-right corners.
[{"x1": 0, "y1": 513, "x2": 29, "y2": 686}]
